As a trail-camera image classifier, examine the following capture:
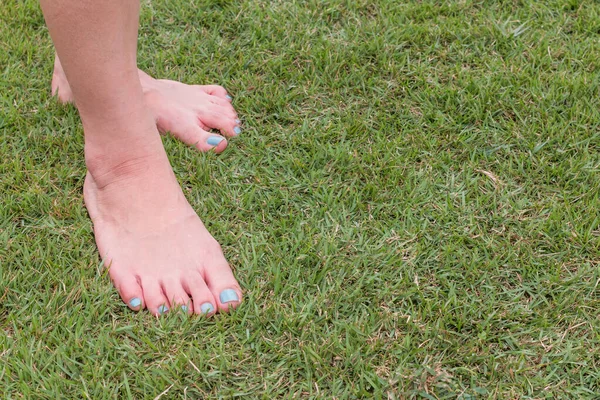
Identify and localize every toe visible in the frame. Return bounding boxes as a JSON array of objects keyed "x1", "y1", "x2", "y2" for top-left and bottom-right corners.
[
  {"x1": 203, "y1": 133, "x2": 228, "y2": 153},
  {"x1": 198, "y1": 84, "x2": 230, "y2": 101},
  {"x1": 182, "y1": 273, "x2": 217, "y2": 316},
  {"x1": 141, "y1": 279, "x2": 170, "y2": 316},
  {"x1": 178, "y1": 123, "x2": 229, "y2": 153},
  {"x1": 162, "y1": 279, "x2": 193, "y2": 314},
  {"x1": 197, "y1": 107, "x2": 242, "y2": 138},
  {"x1": 111, "y1": 269, "x2": 144, "y2": 312},
  {"x1": 203, "y1": 259, "x2": 242, "y2": 313},
  {"x1": 207, "y1": 95, "x2": 236, "y2": 109}
]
